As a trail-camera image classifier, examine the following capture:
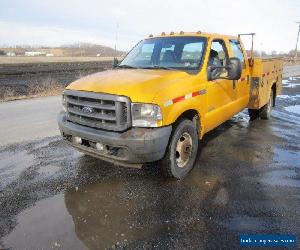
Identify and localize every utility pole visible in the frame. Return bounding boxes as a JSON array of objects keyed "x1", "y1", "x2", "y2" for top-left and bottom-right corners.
[{"x1": 295, "y1": 22, "x2": 300, "y2": 60}]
